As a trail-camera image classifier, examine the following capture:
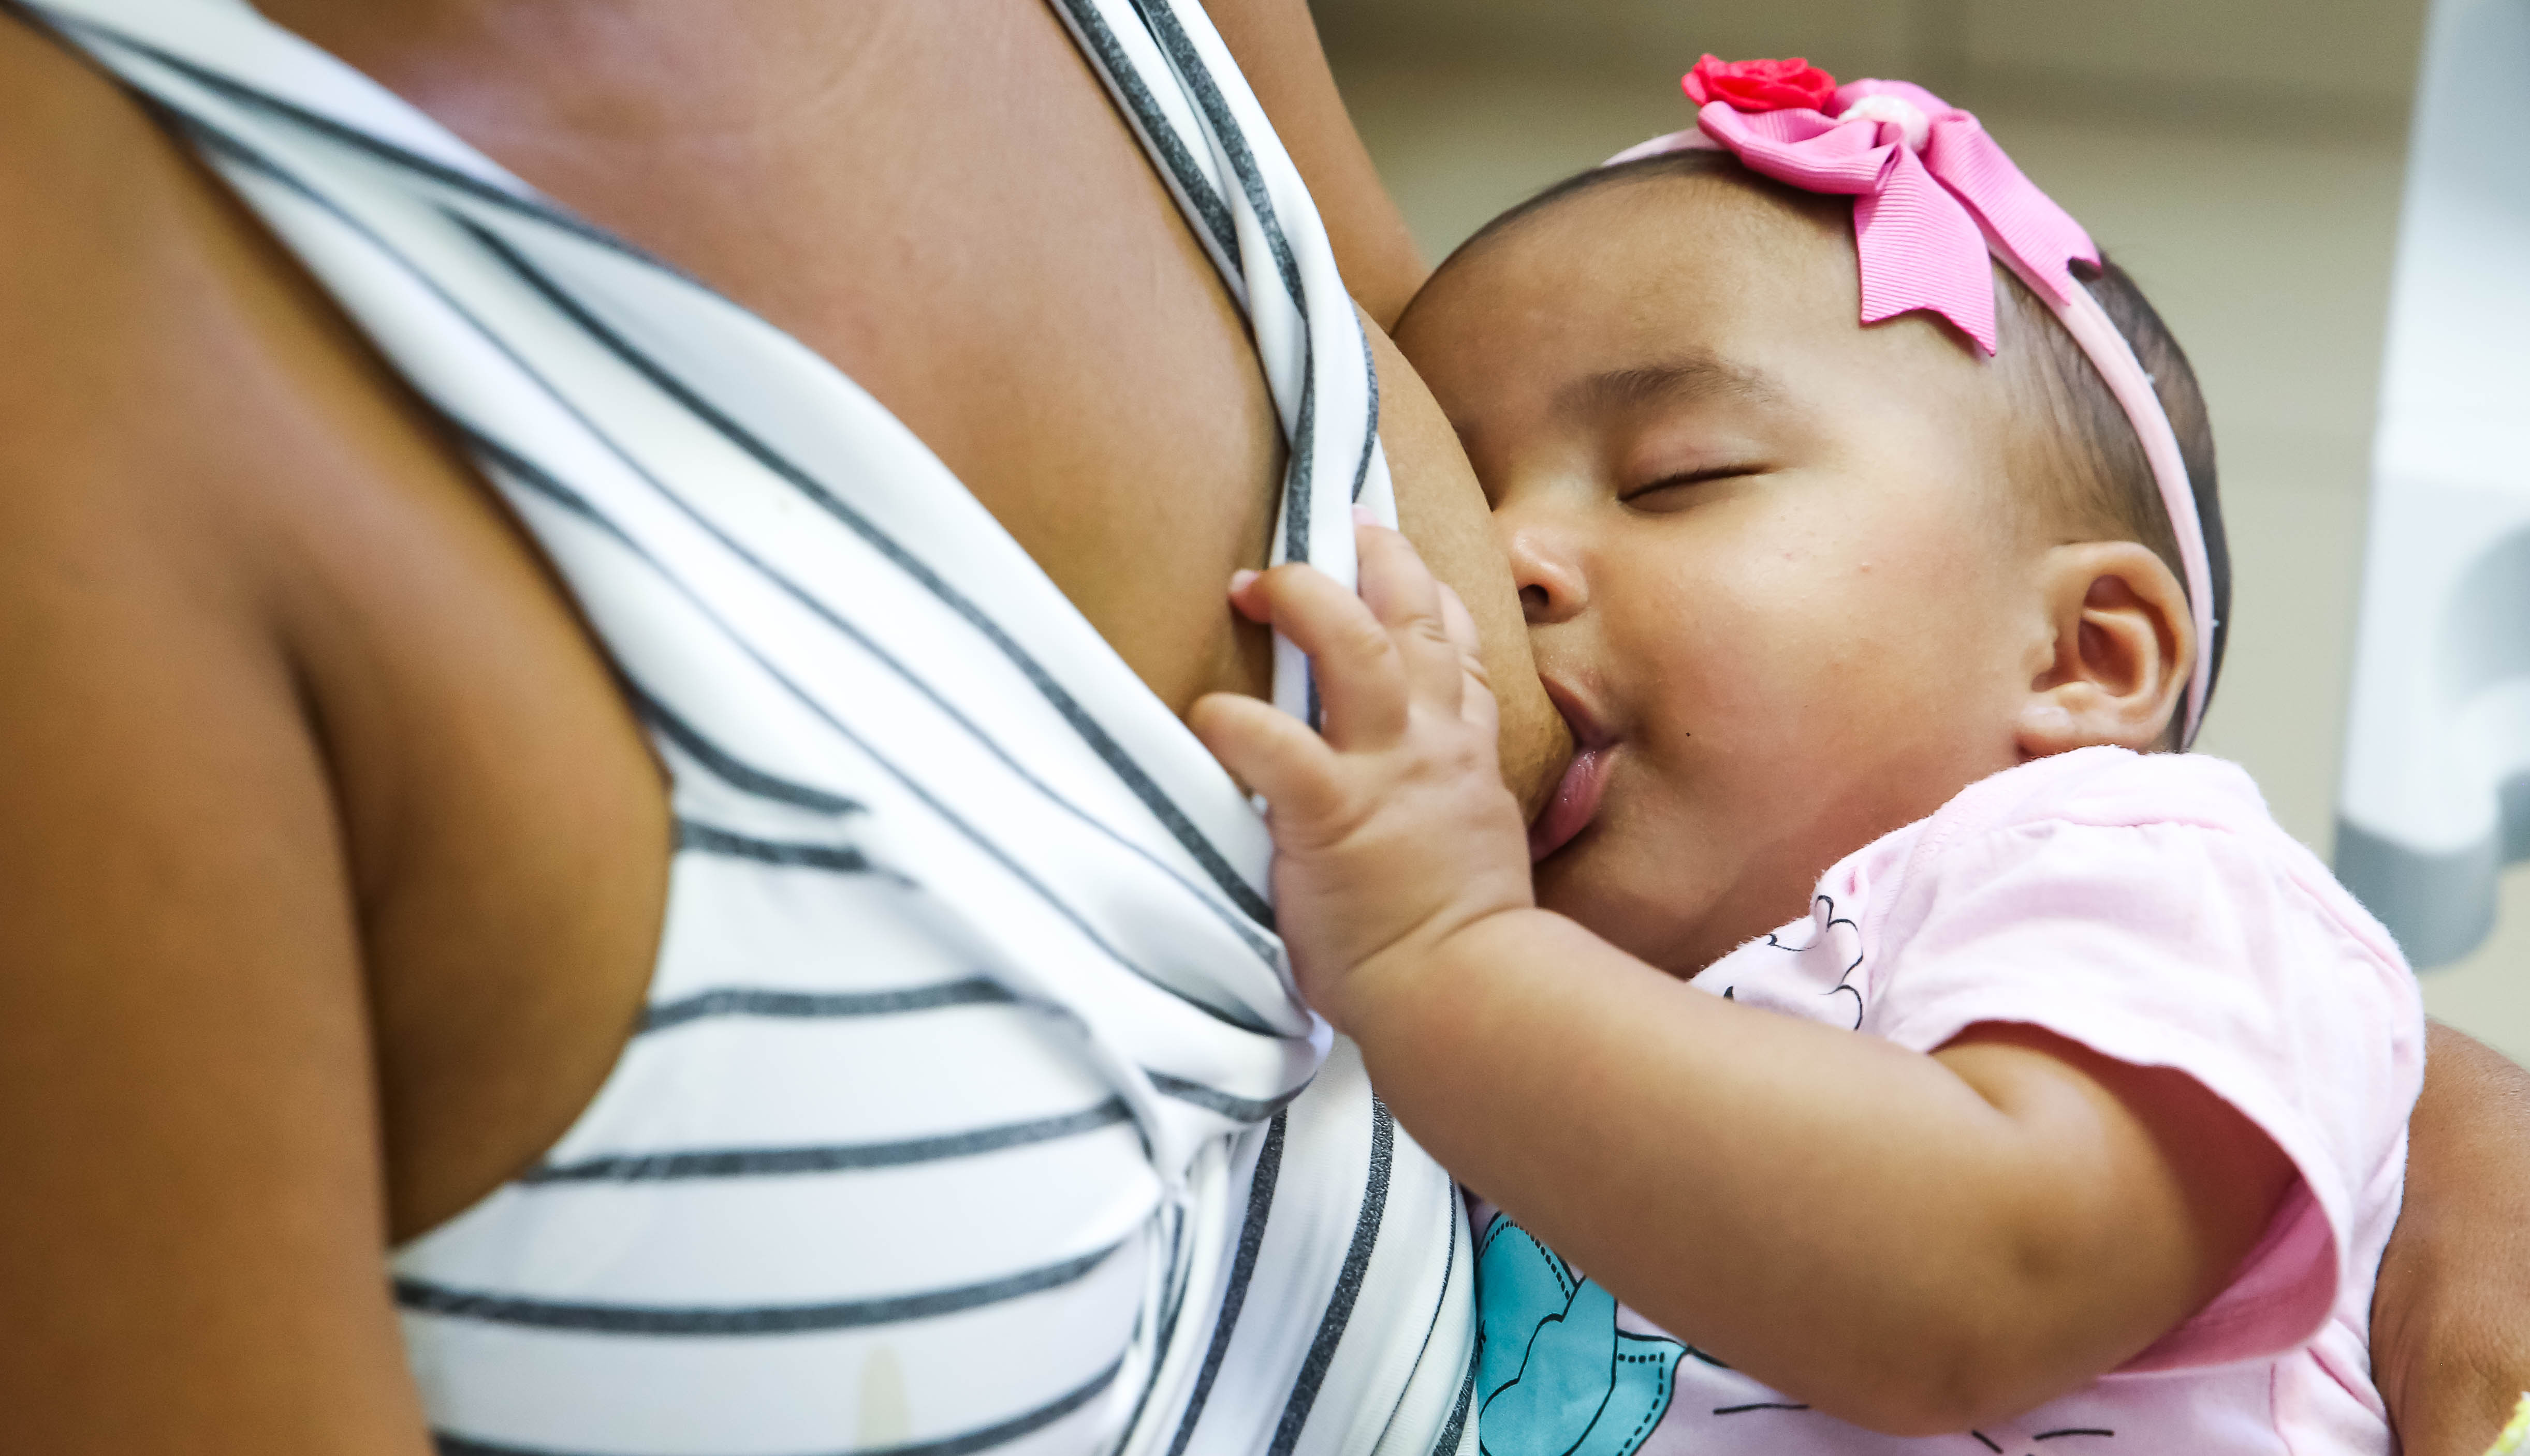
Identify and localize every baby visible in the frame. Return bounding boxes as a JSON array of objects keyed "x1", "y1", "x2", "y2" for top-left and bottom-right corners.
[{"x1": 1192, "y1": 58, "x2": 2422, "y2": 1454}]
